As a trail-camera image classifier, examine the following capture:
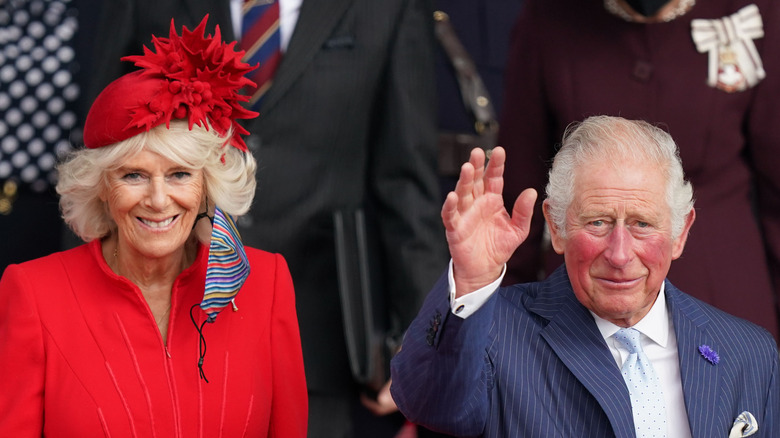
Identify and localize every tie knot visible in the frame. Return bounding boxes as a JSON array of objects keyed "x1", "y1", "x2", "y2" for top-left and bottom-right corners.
[{"x1": 614, "y1": 327, "x2": 643, "y2": 354}]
